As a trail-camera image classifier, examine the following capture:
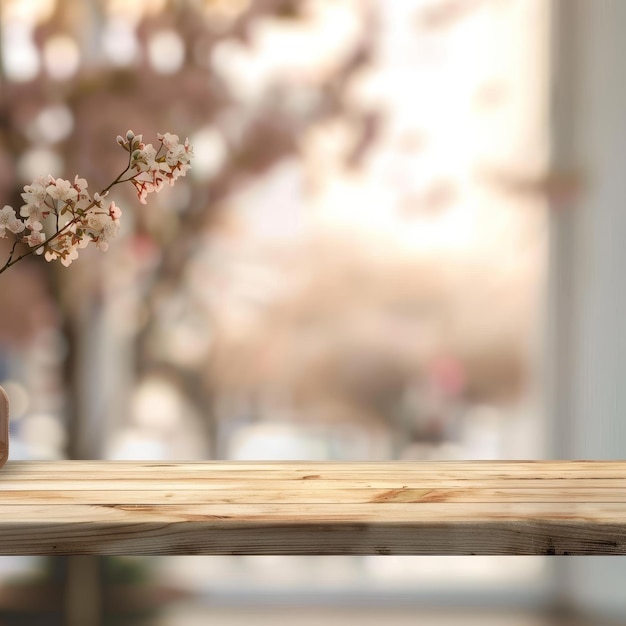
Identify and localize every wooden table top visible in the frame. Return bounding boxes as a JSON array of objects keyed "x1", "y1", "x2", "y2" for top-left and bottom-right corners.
[{"x1": 0, "y1": 460, "x2": 624, "y2": 555}]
